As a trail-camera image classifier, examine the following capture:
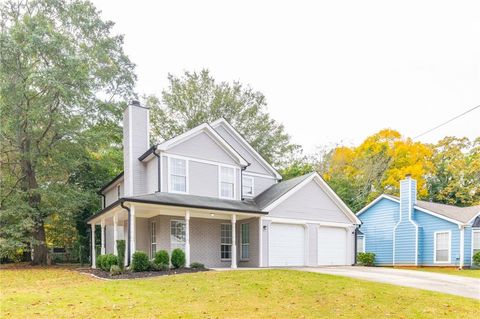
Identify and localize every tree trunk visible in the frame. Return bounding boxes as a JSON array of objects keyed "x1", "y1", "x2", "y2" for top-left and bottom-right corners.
[{"x1": 32, "y1": 222, "x2": 48, "y2": 265}]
